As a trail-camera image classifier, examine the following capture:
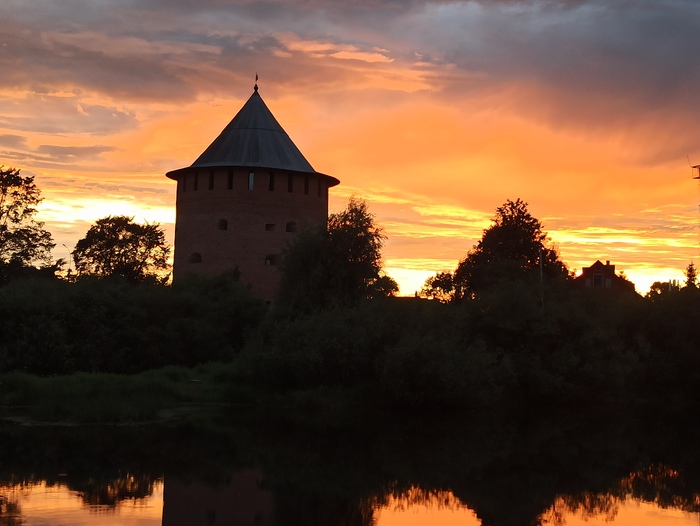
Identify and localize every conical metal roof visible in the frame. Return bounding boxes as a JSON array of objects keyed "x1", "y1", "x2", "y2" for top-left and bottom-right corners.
[{"x1": 167, "y1": 87, "x2": 338, "y2": 185}]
